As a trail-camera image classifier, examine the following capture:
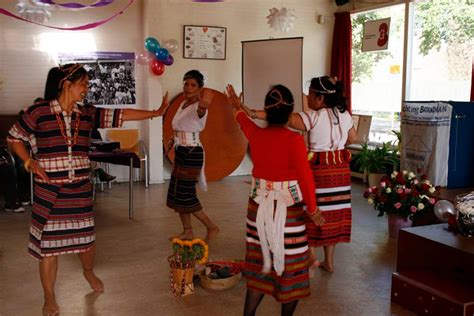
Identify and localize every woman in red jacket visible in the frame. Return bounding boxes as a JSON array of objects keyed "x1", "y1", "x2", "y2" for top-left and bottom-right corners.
[{"x1": 227, "y1": 84, "x2": 324, "y2": 316}]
